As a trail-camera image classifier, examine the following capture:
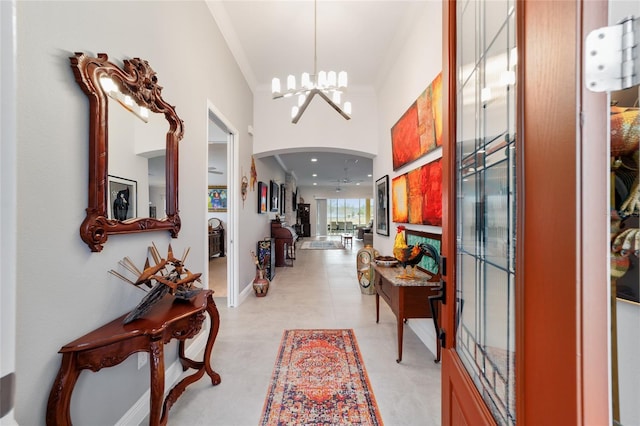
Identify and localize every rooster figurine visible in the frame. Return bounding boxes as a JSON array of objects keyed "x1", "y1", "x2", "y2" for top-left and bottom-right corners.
[{"x1": 393, "y1": 225, "x2": 440, "y2": 279}]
